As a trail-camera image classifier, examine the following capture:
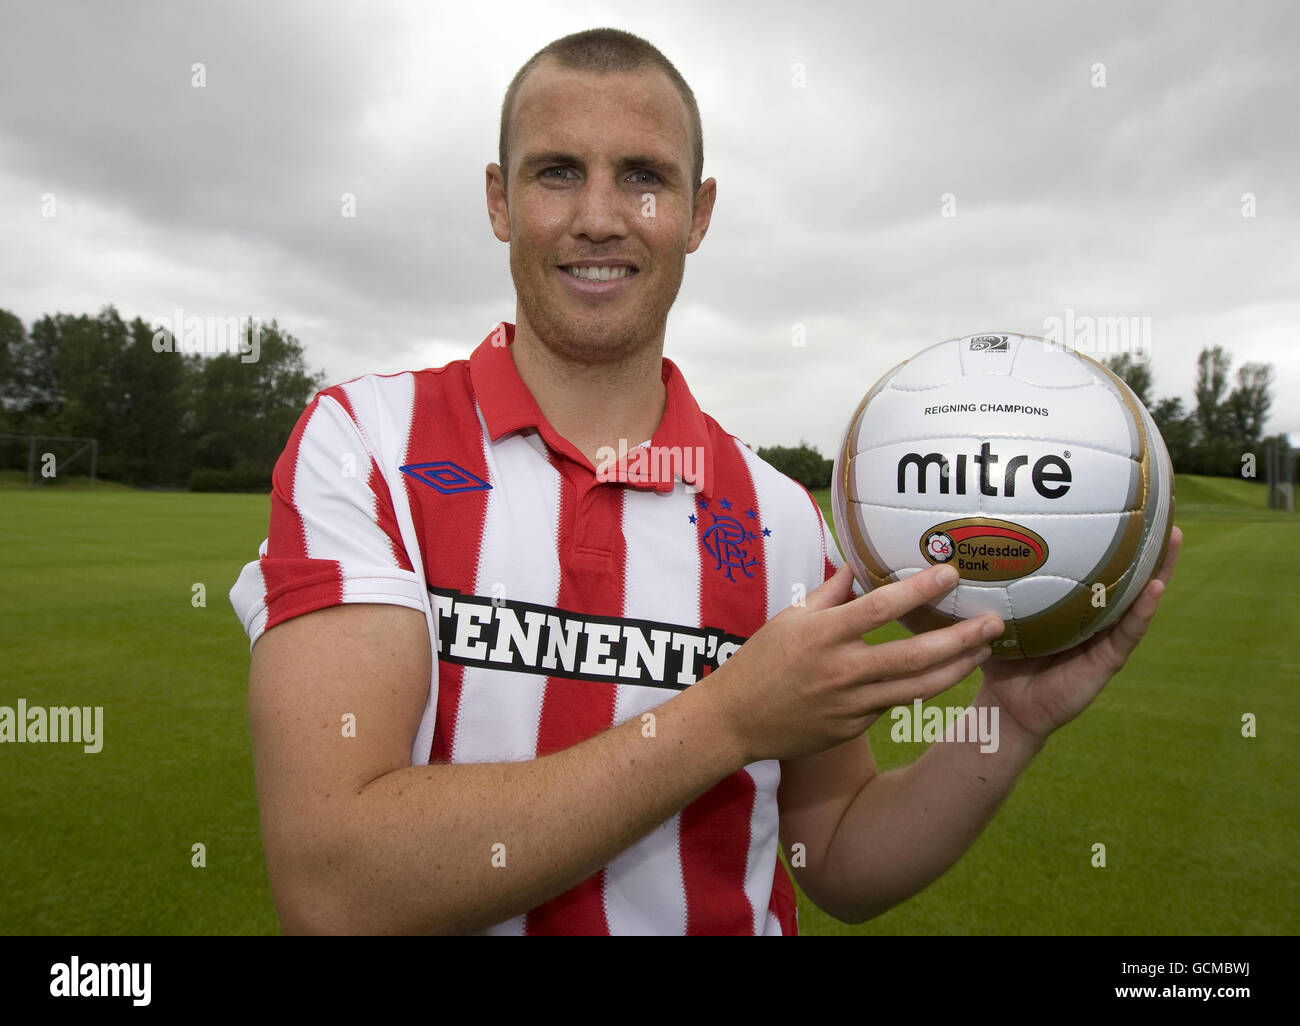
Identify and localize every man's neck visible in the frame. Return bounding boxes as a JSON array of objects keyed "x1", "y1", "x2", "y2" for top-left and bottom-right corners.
[{"x1": 508, "y1": 321, "x2": 668, "y2": 470}]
